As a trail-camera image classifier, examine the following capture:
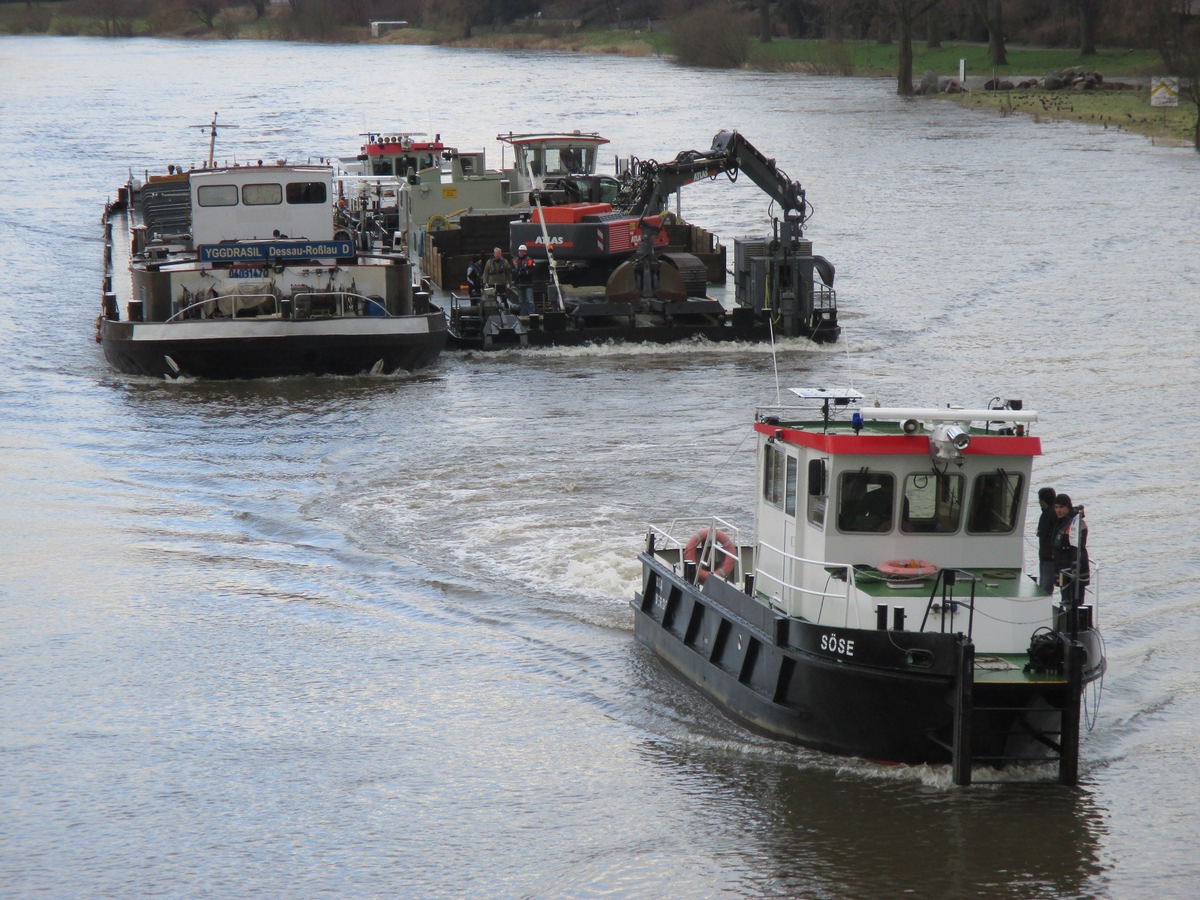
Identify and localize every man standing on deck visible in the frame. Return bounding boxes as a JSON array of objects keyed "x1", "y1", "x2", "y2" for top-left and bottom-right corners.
[
  {"x1": 1052, "y1": 493, "x2": 1090, "y2": 608},
  {"x1": 512, "y1": 244, "x2": 537, "y2": 316},
  {"x1": 482, "y1": 246, "x2": 511, "y2": 301},
  {"x1": 1036, "y1": 486, "x2": 1057, "y2": 591},
  {"x1": 465, "y1": 255, "x2": 484, "y2": 299}
]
